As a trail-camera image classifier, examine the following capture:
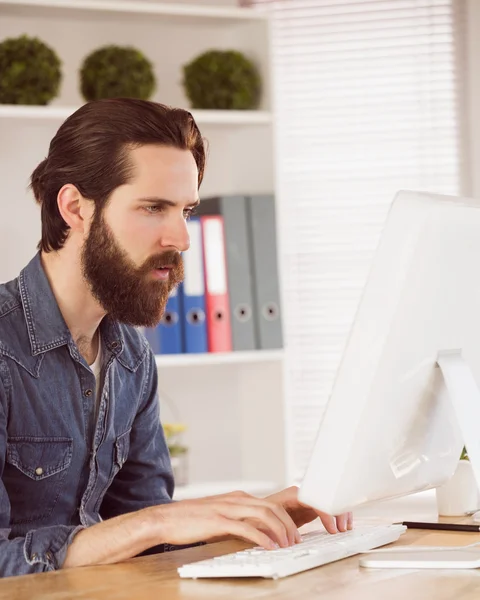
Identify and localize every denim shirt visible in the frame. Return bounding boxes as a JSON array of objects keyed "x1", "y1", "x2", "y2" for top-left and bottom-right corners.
[{"x1": 0, "y1": 253, "x2": 174, "y2": 577}]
